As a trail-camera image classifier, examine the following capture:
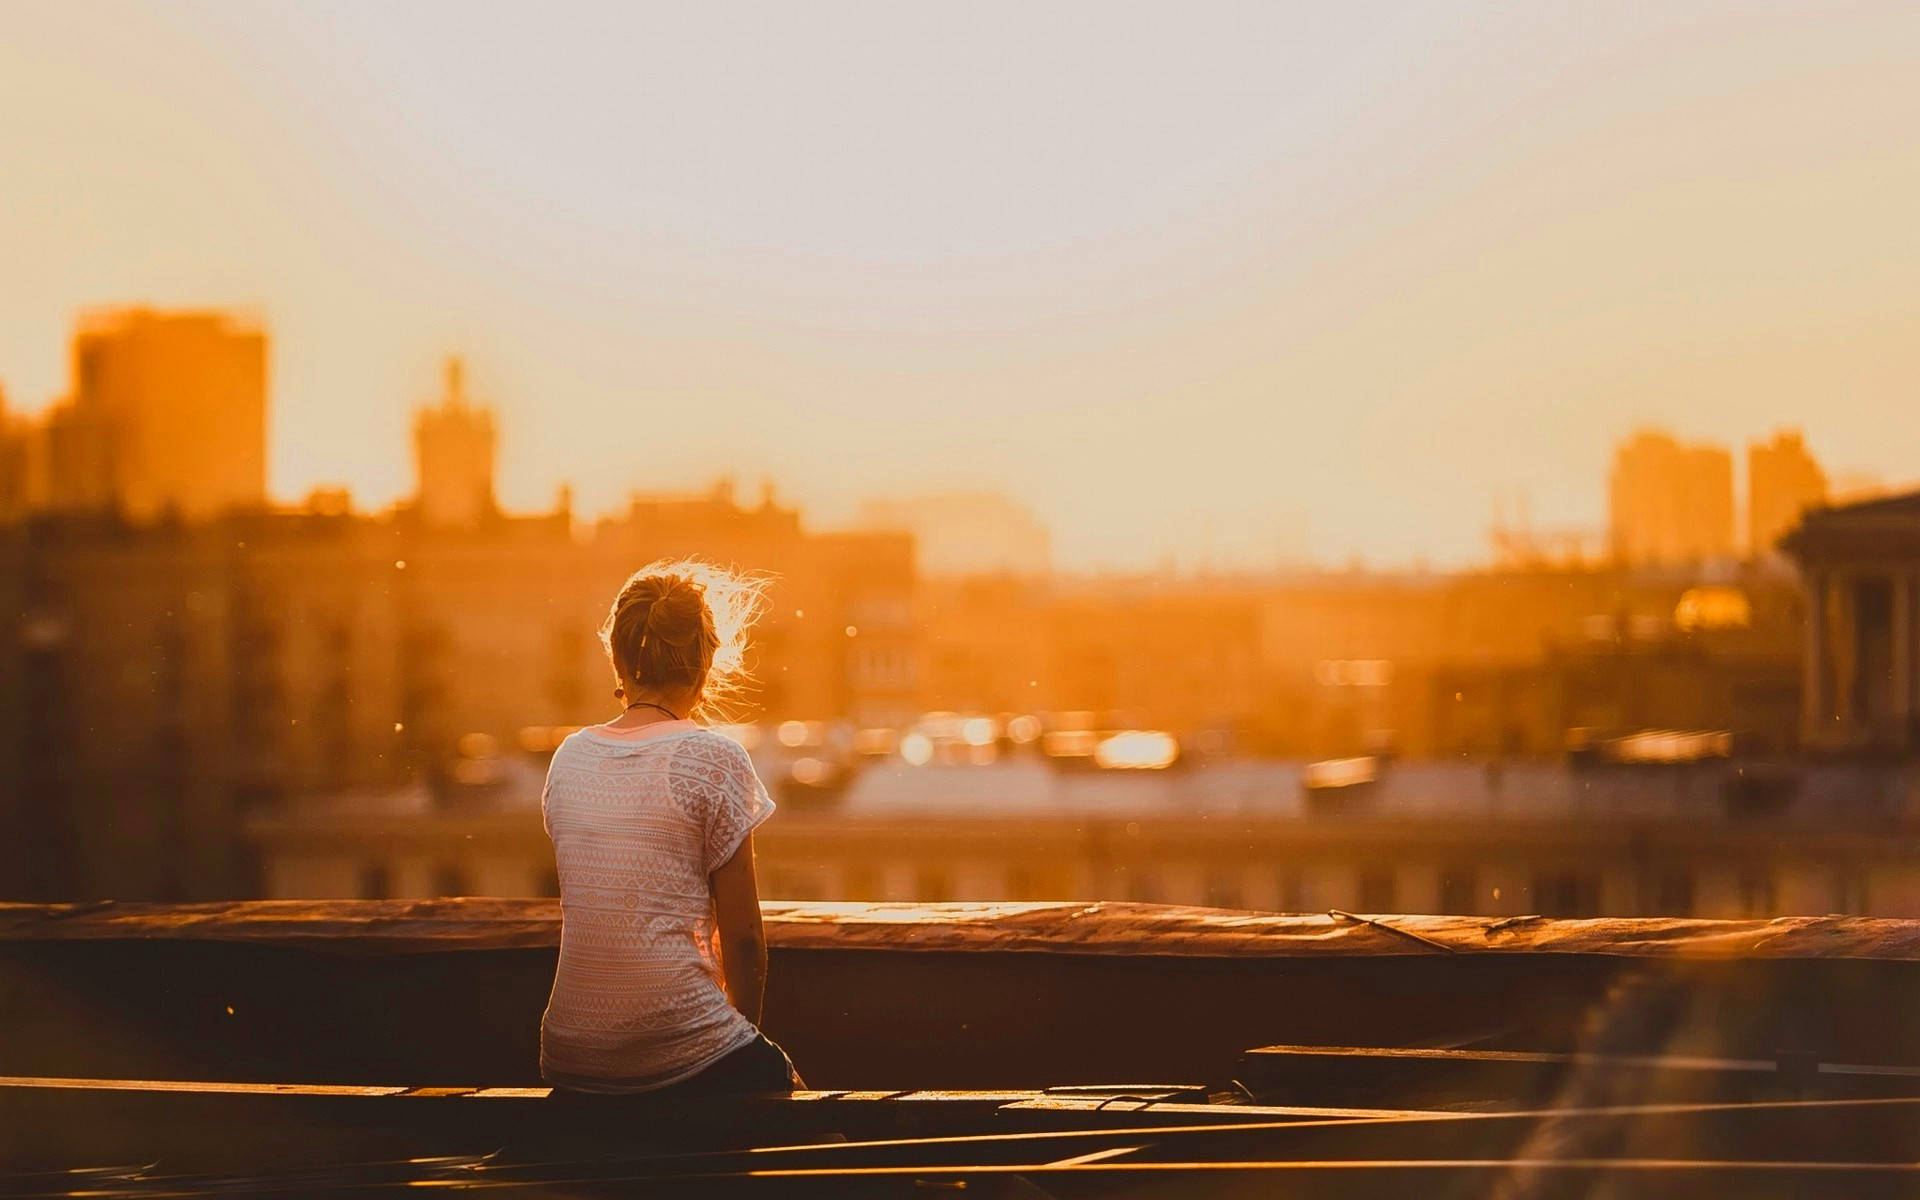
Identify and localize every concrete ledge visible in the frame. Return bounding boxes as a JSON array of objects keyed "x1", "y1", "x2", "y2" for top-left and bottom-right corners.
[
  {"x1": 7, "y1": 900, "x2": 1920, "y2": 1091},
  {"x1": 6, "y1": 898, "x2": 1920, "y2": 960}
]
